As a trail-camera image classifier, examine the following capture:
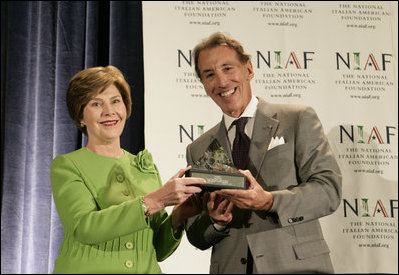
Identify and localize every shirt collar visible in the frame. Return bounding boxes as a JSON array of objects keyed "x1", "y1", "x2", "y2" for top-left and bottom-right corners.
[{"x1": 224, "y1": 95, "x2": 259, "y2": 130}]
